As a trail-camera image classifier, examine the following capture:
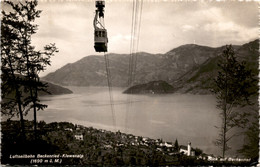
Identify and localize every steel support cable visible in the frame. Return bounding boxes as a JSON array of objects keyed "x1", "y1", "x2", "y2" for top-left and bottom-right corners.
[
  {"x1": 127, "y1": 0, "x2": 137, "y2": 86},
  {"x1": 129, "y1": 0, "x2": 140, "y2": 86},
  {"x1": 132, "y1": 0, "x2": 143, "y2": 84},
  {"x1": 125, "y1": 0, "x2": 137, "y2": 132},
  {"x1": 104, "y1": 52, "x2": 116, "y2": 131},
  {"x1": 129, "y1": 0, "x2": 139, "y2": 87},
  {"x1": 125, "y1": 0, "x2": 143, "y2": 132},
  {"x1": 131, "y1": 0, "x2": 139, "y2": 83}
]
